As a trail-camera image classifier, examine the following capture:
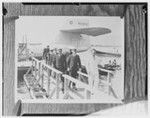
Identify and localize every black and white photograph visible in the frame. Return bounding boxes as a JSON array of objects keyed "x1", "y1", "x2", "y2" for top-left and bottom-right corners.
[
  {"x1": 2, "y1": 2, "x2": 148, "y2": 116},
  {"x1": 16, "y1": 16, "x2": 124, "y2": 103}
]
